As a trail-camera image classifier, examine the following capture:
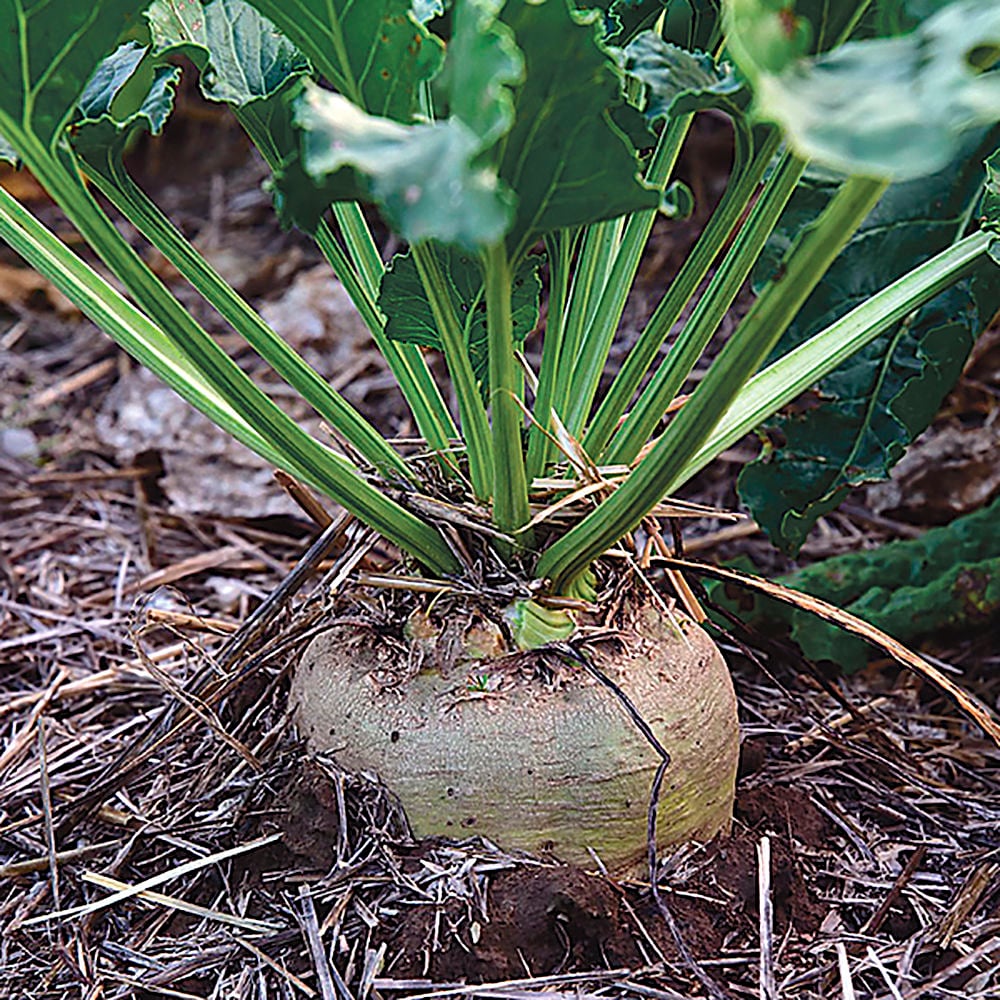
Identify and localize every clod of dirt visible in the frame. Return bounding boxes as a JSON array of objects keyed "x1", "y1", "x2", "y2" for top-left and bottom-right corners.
[
  {"x1": 382, "y1": 866, "x2": 649, "y2": 981},
  {"x1": 735, "y1": 783, "x2": 833, "y2": 851},
  {"x1": 276, "y1": 756, "x2": 410, "y2": 871}
]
